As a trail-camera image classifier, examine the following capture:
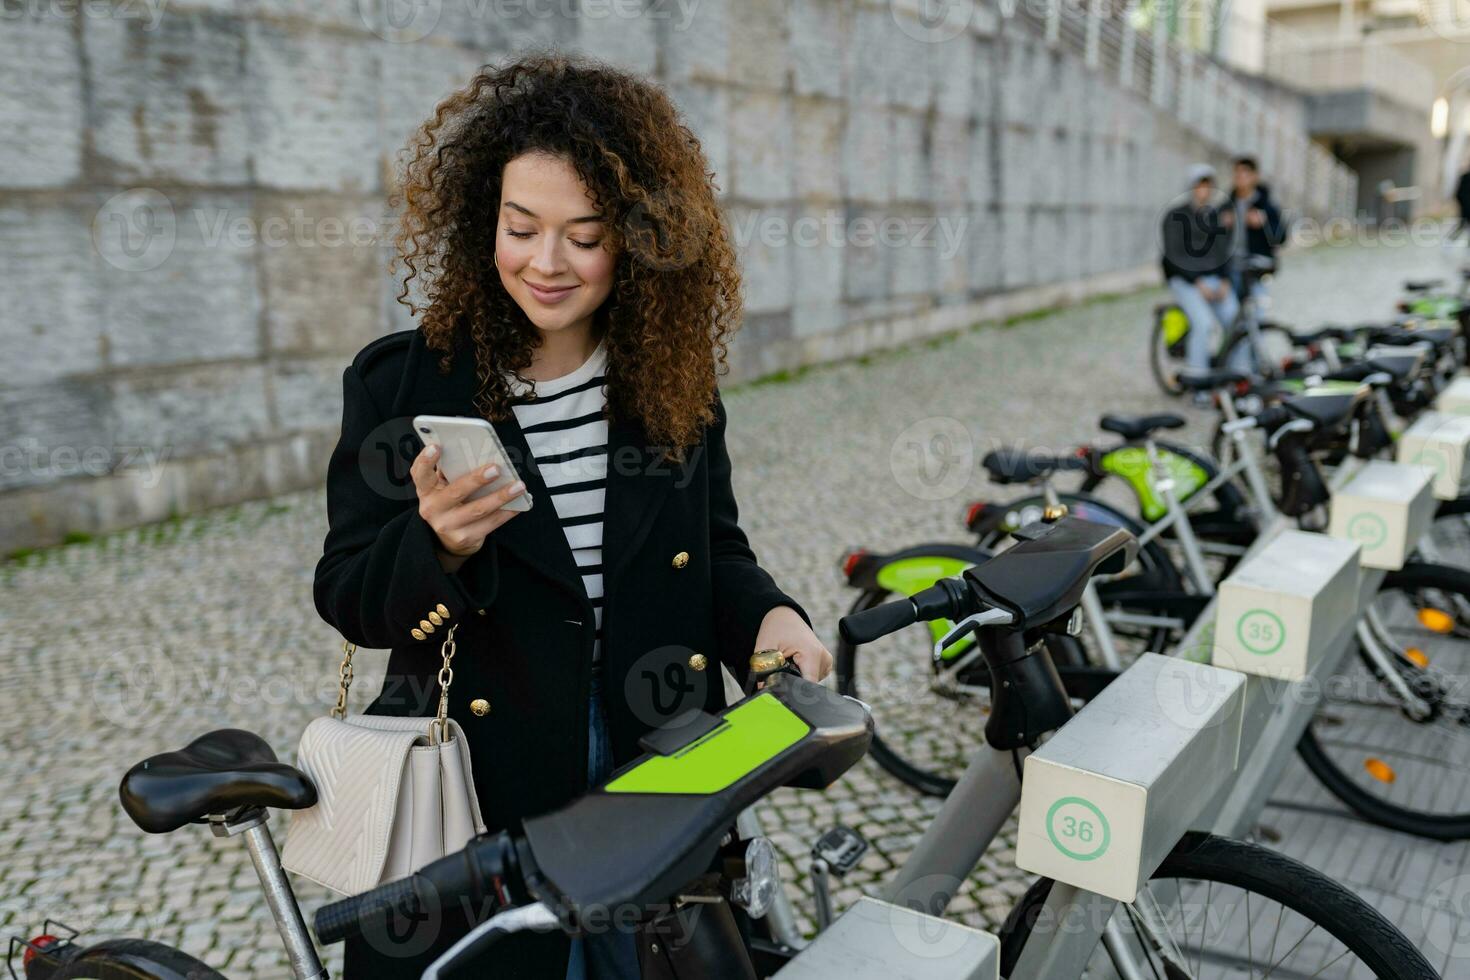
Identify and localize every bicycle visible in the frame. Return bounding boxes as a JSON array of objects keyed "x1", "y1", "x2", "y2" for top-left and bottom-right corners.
[
  {"x1": 840, "y1": 381, "x2": 1470, "y2": 840},
  {"x1": 10, "y1": 663, "x2": 878, "y2": 979},
  {"x1": 1150, "y1": 254, "x2": 1296, "y2": 397},
  {"x1": 834, "y1": 514, "x2": 1438, "y2": 979}
]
